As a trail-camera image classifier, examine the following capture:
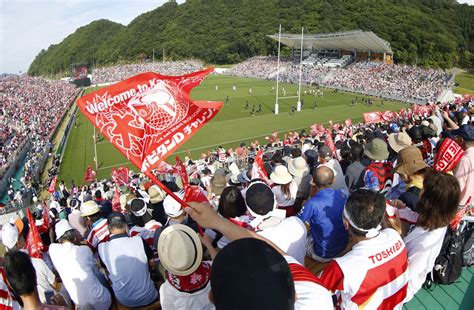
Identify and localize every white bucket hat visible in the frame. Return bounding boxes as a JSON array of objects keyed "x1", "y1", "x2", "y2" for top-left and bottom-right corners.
[
  {"x1": 157, "y1": 224, "x2": 202, "y2": 276},
  {"x1": 55, "y1": 219, "x2": 74, "y2": 240},
  {"x1": 287, "y1": 157, "x2": 309, "y2": 177},
  {"x1": 270, "y1": 165, "x2": 292, "y2": 185}
]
